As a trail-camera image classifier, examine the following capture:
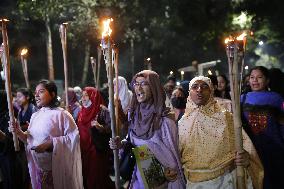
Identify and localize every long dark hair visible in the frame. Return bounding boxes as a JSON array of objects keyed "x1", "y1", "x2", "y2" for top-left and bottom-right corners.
[
  {"x1": 218, "y1": 74, "x2": 231, "y2": 100},
  {"x1": 174, "y1": 86, "x2": 186, "y2": 97},
  {"x1": 207, "y1": 75, "x2": 222, "y2": 98},
  {"x1": 37, "y1": 80, "x2": 59, "y2": 108},
  {"x1": 249, "y1": 66, "x2": 270, "y2": 80},
  {"x1": 249, "y1": 66, "x2": 270, "y2": 91},
  {"x1": 17, "y1": 88, "x2": 35, "y2": 105}
]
